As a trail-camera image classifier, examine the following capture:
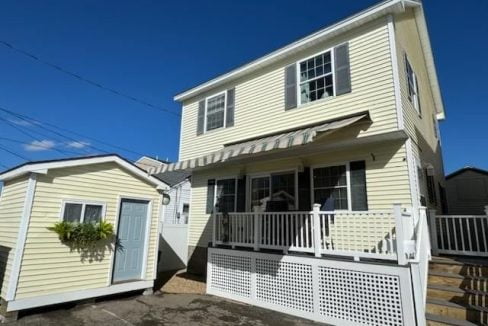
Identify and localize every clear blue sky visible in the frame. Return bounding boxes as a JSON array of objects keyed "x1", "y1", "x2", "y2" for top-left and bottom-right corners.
[{"x1": 0, "y1": 0, "x2": 486, "y2": 174}]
